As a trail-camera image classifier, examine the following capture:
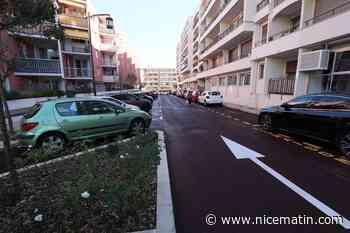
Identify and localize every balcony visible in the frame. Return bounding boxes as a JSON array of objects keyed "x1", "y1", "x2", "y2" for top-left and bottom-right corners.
[
  {"x1": 12, "y1": 23, "x2": 55, "y2": 37},
  {"x1": 62, "y1": 45, "x2": 90, "y2": 54},
  {"x1": 257, "y1": 0, "x2": 270, "y2": 12},
  {"x1": 64, "y1": 68, "x2": 92, "y2": 79},
  {"x1": 103, "y1": 76, "x2": 116, "y2": 83},
  {"x1": 100, "y1": 43, "x2": 118, "y2": 52},
  {"x1": 200, "y1": 17, "x2": 245, "y2": 55},
  {"x1": 268, "y1": 78, "x2": 295, "y2": 95},
  {"x1": 101, "y1": 61, "x2": 118, "y2": 67},
  {"x1": 59, "y1": 14, "x2": 88, "y2": 29},
  {"x1": 202, "y1": 0, "x2": 233, "y2": 37},
  {"x1": 268, "y1": 23, "x2": 299, "y2": 43},
  {"x1": 304, "y1": 1, "x2": 350, "y2": 28},
  {"x1": 15, "y1": 58, "x2": 62, "y2": 75}
]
